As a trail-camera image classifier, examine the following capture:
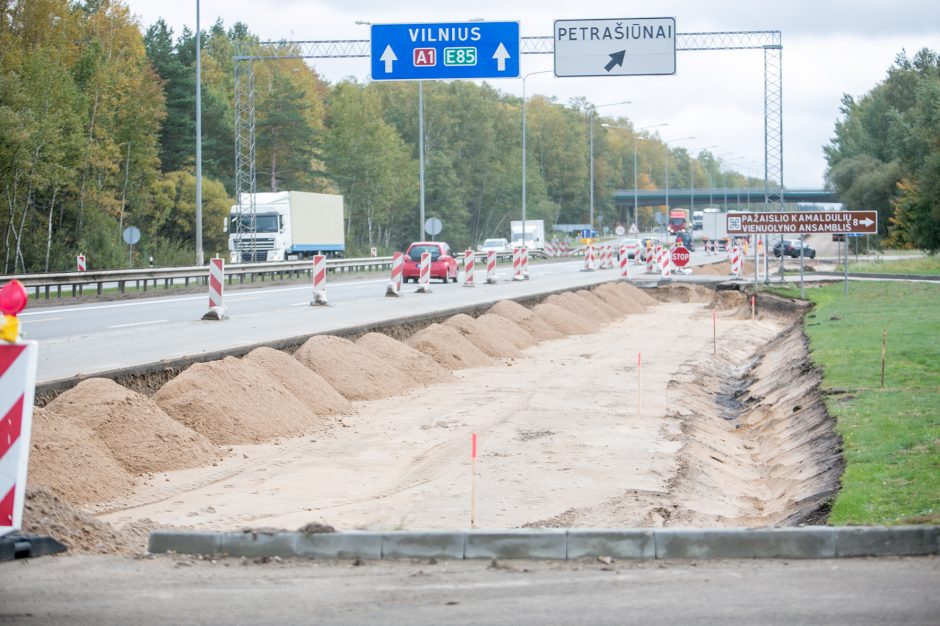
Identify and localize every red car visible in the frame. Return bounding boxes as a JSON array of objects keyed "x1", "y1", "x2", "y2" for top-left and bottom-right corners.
[{"x1": 402, "y1": 241, "x2": 459, "y2": 283}]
